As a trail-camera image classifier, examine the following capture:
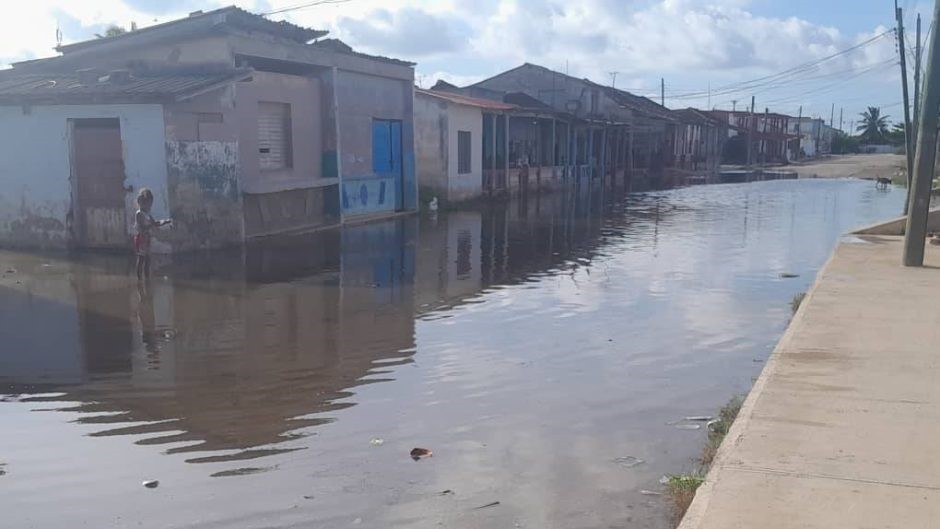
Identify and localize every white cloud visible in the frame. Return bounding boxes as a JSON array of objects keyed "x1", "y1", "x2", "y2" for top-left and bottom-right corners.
[{"x1": 0, "y1": 0, "x2": 901, "y2": 122}]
